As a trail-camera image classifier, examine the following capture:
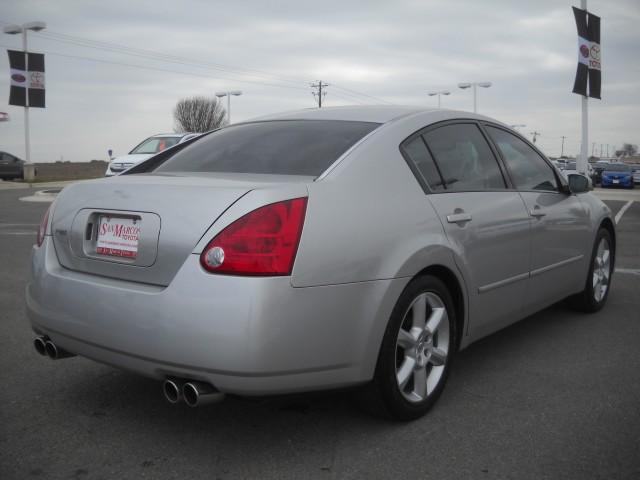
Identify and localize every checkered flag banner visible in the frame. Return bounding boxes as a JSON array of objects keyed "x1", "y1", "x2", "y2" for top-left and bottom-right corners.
[
  {"x1": 572, "y1": 6, "x2": 601, "y2": 99},
  {"x1": 7, "y1": 49, "x2": 46, "y2": 108}
]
